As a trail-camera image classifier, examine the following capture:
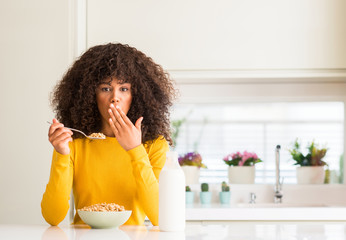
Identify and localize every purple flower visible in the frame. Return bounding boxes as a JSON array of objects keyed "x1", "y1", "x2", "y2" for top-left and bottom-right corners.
[{"x1": 178, "y1": 152, "x2": 207, "y2": 168}]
